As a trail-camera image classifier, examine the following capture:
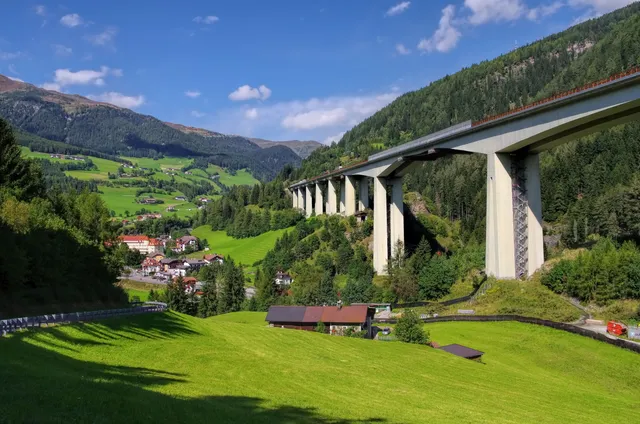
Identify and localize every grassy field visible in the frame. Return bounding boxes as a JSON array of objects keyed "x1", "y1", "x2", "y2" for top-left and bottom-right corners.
[
  {"x1": 1, "y1": 312, "x2": 638, "y2": 423},
  {"x1": 190, "y1": 225, "x2": 291, "y2": 265},
  {"x1": 207, "y1": 165, "x2": 259, "y2": 186},
  {"x1": 99, "y1": 186, "x2": 197, "y2": 218}
]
